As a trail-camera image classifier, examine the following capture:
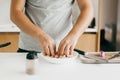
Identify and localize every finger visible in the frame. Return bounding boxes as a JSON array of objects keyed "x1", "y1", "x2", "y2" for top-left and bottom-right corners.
[
  {"x1": 70, "y1": 45, "x2": 74, "y2": 55},
  {"x1": 42, "y1": 48, "x2": 47, "y2": 56},
  {"x1": 58, "y1": 43, "x2": 66, "y2": 56},
  {"x1": 64, "y1": 45, "x2": 70, "y2": 56},
  {"x1": 54, "y1": 44, "x2": 56, "y2": 55},
  {"x1": 55, "y1": 54, "x2": 58, "y2": 58},
  {"x1": 43, "y1": 51, "x2": 47, "y2": 56},
  {"x1": 43, "y1": 46, "x2": 50, "y2": 56},
  {"x1": 49, "y1": 45, "x2": 55, "y2": 57}
]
